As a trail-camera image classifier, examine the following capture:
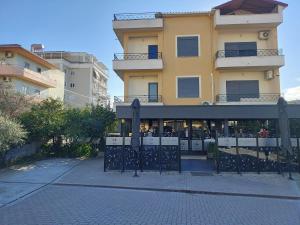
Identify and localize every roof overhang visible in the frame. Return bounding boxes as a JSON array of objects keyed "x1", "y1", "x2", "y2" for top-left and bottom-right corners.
[{"x1": 214, "y1": 0, "x2": 288, "y2": 15}]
